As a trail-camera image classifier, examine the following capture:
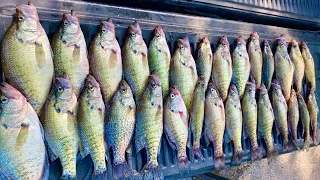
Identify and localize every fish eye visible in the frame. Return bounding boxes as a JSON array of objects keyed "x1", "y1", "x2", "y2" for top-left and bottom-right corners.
[
  {"x1": 179, "y1": 45, "x2": 184, "y2": 50},
  {"x1": 170, "y1": 93, "x2": 175, "y2": 99},
  {"x1": 156, "y1": 34, "x2": 160, "y2": 38},
  {"x1": 151, "y1": 83, "x2": 157, "y2": 89},
  {"x1": 102, "y1": 29, "x2": 106, "y2": 33},
  {"x1": 1, "y1": 97, "x2": 8, "y2": 104},
  {"x1": 121, "y1": 88, "x2": 127, "y2": 94},
  {"x1": 130, "y1": 32, "x2": 135, "y2": 37},
  {"x1": 210, "y1": 88, "x2": 214, "y2": 92},
  {"x1": 89, "y1": 86, "x2": 94, "y2": 91},
  {"x1": 221, "y1": 43, "x2": 225, "y2": 46},
  {"x1": 18, "y1": 16, "x2": 24, "y2": 21},
  {"x1": 64, "y1": 21, "x2": 69, "y2": 25},
  {"x1": 57, "y1": 86, "x2": 64, "y2": 93}
]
